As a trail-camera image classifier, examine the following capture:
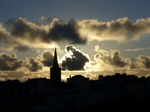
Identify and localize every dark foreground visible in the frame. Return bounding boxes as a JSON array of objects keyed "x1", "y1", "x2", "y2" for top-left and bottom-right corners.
[{"x1": 74, "y1": 98, "x2": 149, "y2": 112}]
